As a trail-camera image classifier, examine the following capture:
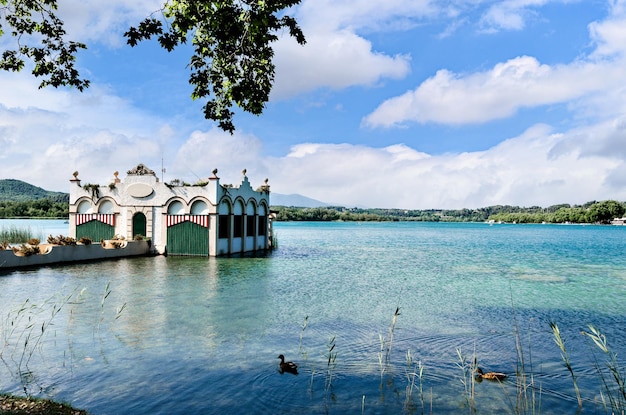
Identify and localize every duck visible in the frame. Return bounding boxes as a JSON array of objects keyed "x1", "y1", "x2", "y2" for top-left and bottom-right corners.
[
  {"x1": 476, "y1": 367, "x2": 507, "y2": 382},
  {"x1": 277, "y1": 354, "x2": 298, "y2": 375}
]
